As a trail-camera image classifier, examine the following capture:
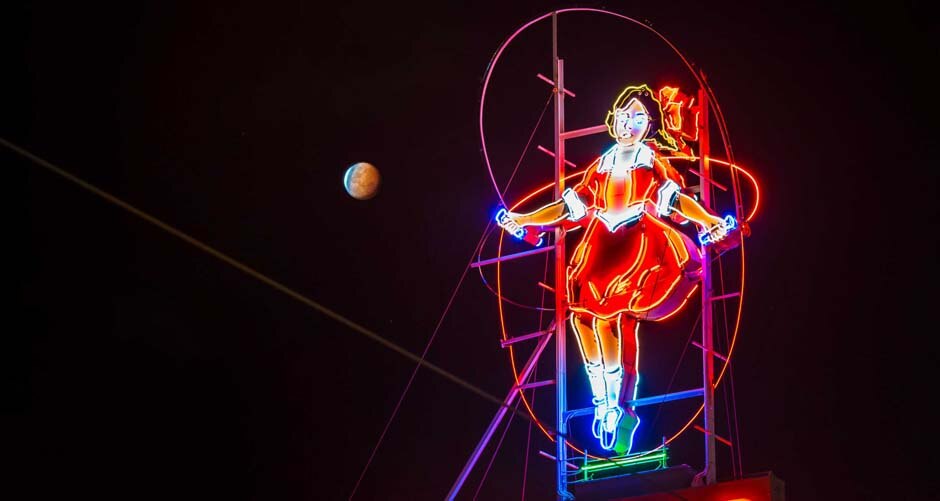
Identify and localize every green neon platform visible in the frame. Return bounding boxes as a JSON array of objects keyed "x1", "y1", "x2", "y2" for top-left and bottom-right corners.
[{"x1": 572, "y1": 447, "x2": 669, "y2": 483}]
